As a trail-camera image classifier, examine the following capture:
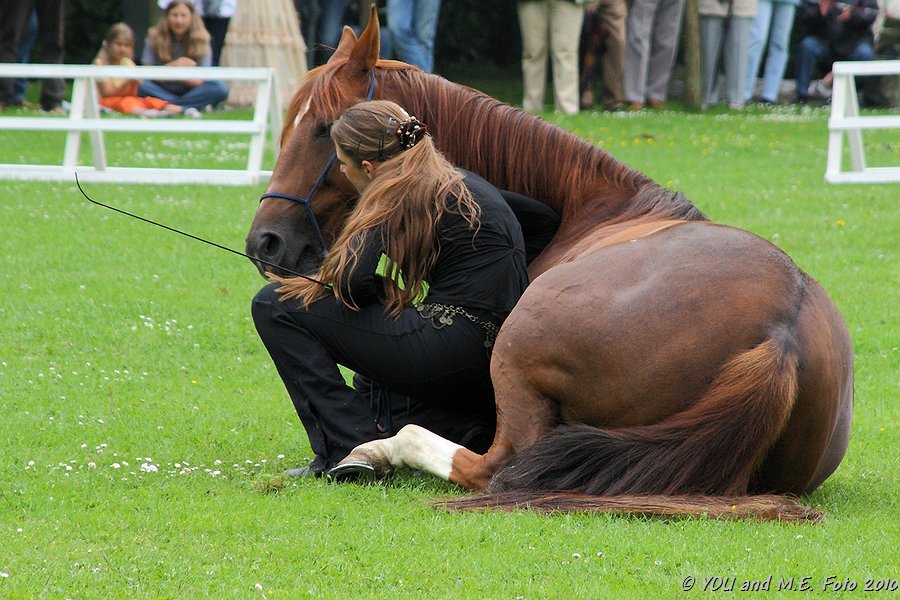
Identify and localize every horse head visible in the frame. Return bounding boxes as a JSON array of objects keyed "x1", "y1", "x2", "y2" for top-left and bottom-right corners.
[
  {"x1": 245, "y1": 4, "x2": 662, "y2": 279},
  {"x1": 245, "y1": 6, "x2": 389, "y2": 278}
]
